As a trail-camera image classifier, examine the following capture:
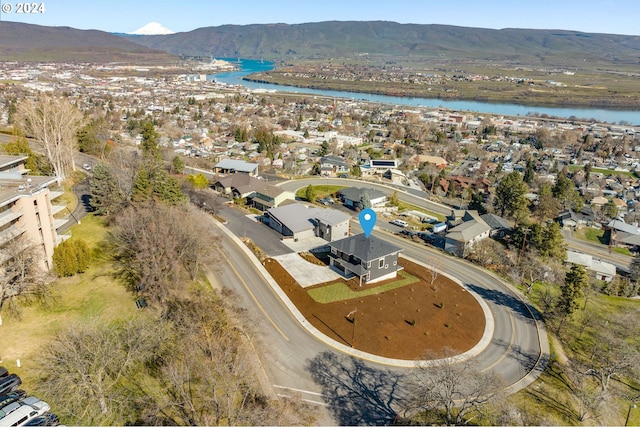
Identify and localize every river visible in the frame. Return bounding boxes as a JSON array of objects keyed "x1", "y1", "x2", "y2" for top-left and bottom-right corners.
[{"x1": 210, "y1": 58, "x2": 640, "y2": 125}]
